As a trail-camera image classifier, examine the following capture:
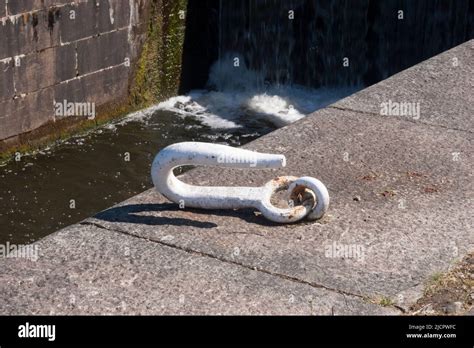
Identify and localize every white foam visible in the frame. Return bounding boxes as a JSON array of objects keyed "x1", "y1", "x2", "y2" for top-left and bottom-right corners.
[
  {"x1": 155, "y1": 94, "x2": 241, "y2": 128},
  {"x1": 103, "y1": 54, "x2": 357, "y2": 130},
  {"x1": 154, "y1": 55, "x2": 358, "y2": 129},
  {"x1": 155, "y1": 85, "x2": 356, "y2": 129}
]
